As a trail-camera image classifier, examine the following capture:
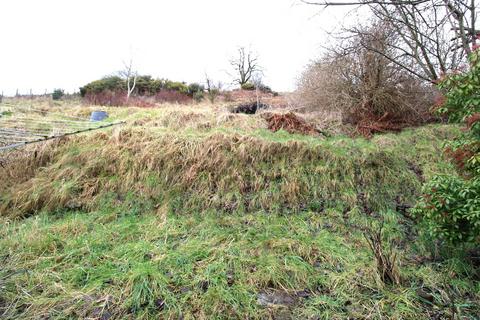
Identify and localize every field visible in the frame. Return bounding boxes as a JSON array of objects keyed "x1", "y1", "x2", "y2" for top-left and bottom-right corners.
[{"x1": 0, "y1": 98, "x2": 479, "y2": 319}]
